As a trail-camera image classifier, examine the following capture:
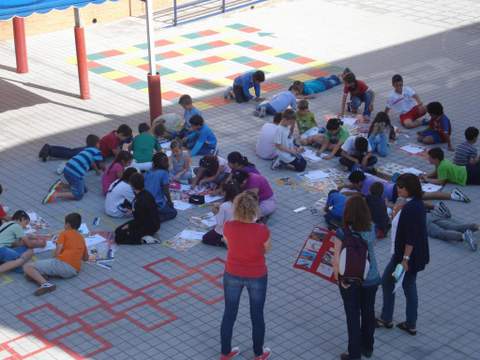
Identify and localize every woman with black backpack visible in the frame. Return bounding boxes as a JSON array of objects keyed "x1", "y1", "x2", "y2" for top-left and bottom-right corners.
[{"x1": 333, "y1": 195, "x2": 381, "y2": 360}]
